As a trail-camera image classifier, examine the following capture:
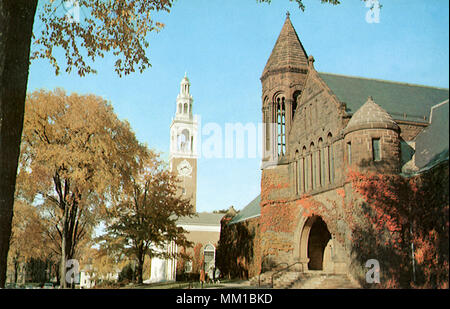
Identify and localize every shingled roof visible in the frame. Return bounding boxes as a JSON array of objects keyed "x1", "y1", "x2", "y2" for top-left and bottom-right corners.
[
  {"x1": 229, "y1": 195, "x2": 261, "y2": 225},
  {"x1": 319, "y1": 72, "x2": 449, "y2": 123},
  {"x1": 414, "y1": 100, "x2": 449, "y2": 170},
  {"x1": 345, "y1": 96, "x2": 400, "y2": 134},
  {"x1": 261, "y1": 13, "x2": 308, "y2": 79}
]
